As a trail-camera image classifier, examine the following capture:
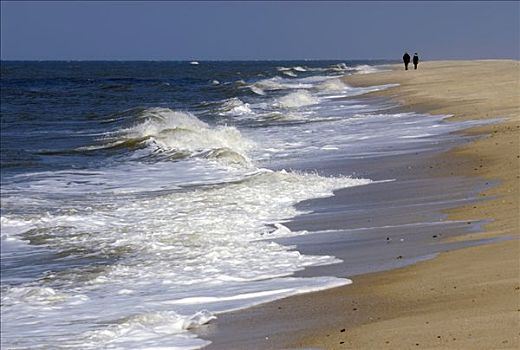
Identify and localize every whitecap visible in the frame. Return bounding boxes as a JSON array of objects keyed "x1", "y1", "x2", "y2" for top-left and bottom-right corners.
[
  {"x1": 218, "y1": 98, "x2": 253, "y2": 116},
  {"x1": 95, "y1": 107, "x2": 255, "y2": 166},
  {"x1": 275, "y1": 90, "x2": 319, "y2": 108},
  {"x1": 282, "y1": 71, "x2": 298, "y2": 77},
  {"x1": 316, "y1": 78, "x2": 349, "y2": 91}
]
